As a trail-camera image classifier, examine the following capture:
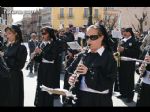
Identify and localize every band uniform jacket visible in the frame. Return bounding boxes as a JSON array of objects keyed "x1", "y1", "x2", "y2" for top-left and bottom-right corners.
[
  {"x1": 119, "y1": 36, "x2": 140, "y2": 99},
  {"x1": 34, "y1": 40, "x2": 62, "y2": 106},
  {"x1": 1, "y1": 42, "x2": 27, "y2": 106},
  {"x1": 64, "y1": 49, "x2": 117, "y2": 105},
  {"x1": 28, "y1": 39, "x2": 39, "y2": 55}
]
